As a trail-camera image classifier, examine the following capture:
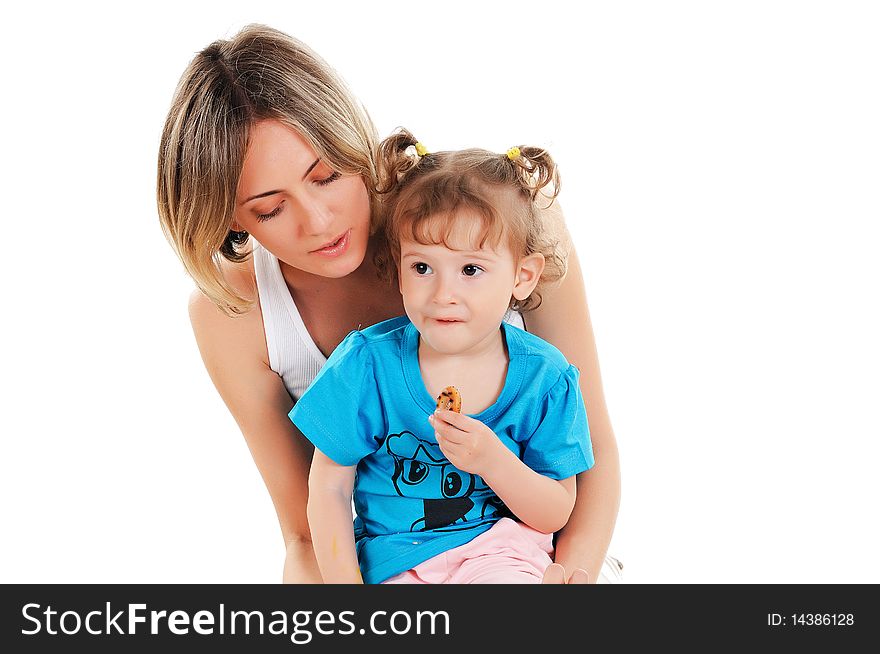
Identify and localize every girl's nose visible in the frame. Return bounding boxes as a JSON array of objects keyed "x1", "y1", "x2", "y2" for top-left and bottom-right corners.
[{"x1": 432, "y1": 274, "x2": 458, "y2": 304}]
